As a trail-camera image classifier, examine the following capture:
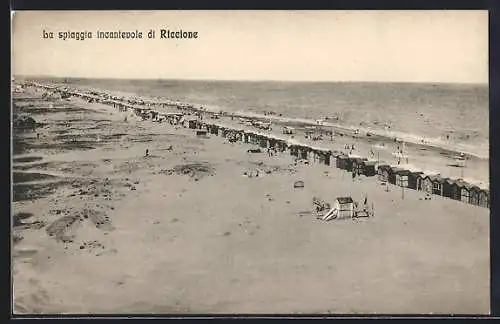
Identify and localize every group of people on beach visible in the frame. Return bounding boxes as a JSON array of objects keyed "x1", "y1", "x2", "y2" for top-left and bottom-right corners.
[
  {"x1": 266, "y1": 147, "x2": 278, "y2": 157},
  {"x1": 344, "y1": 143, "x2": 356, "y2": 155}
]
